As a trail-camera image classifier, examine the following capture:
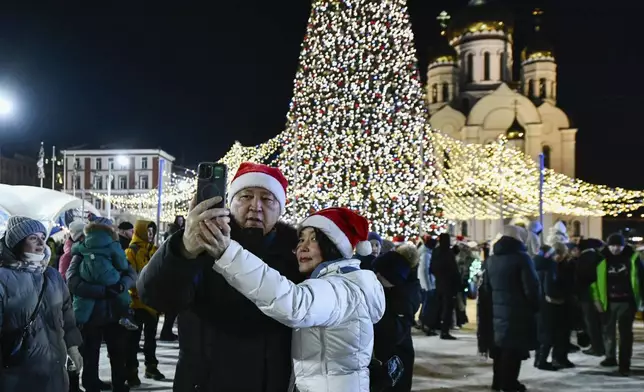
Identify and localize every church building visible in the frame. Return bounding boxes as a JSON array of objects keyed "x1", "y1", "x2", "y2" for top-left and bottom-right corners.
[{"x1": 426, "y1": 1, "x2": 601, "y2": 241}]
